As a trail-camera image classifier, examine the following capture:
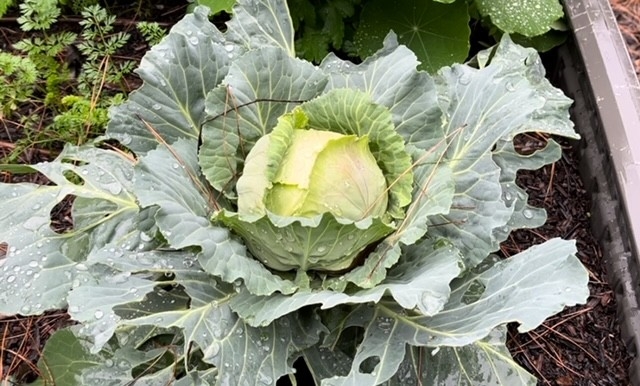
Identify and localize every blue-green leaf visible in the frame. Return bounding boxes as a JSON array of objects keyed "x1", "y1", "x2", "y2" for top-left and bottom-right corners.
[{"x1": 322, "y1": 238, "x2": 587, "y2": 385}]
